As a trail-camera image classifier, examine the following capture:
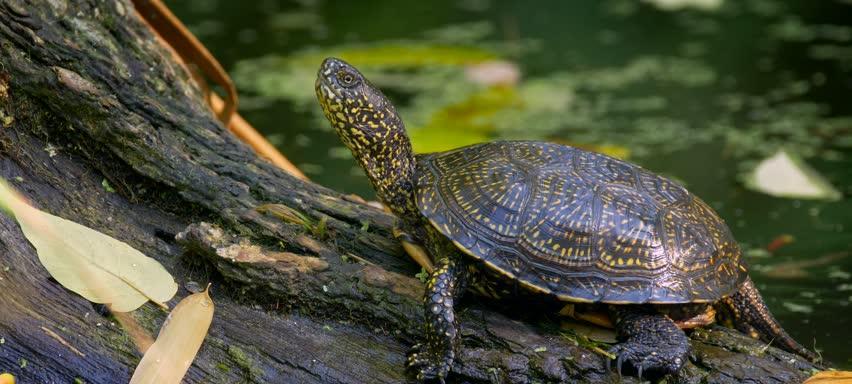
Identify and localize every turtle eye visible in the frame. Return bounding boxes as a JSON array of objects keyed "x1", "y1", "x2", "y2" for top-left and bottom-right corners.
[{"x1": 337, "y1": 70, "x2": 358, "y2": 87}]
